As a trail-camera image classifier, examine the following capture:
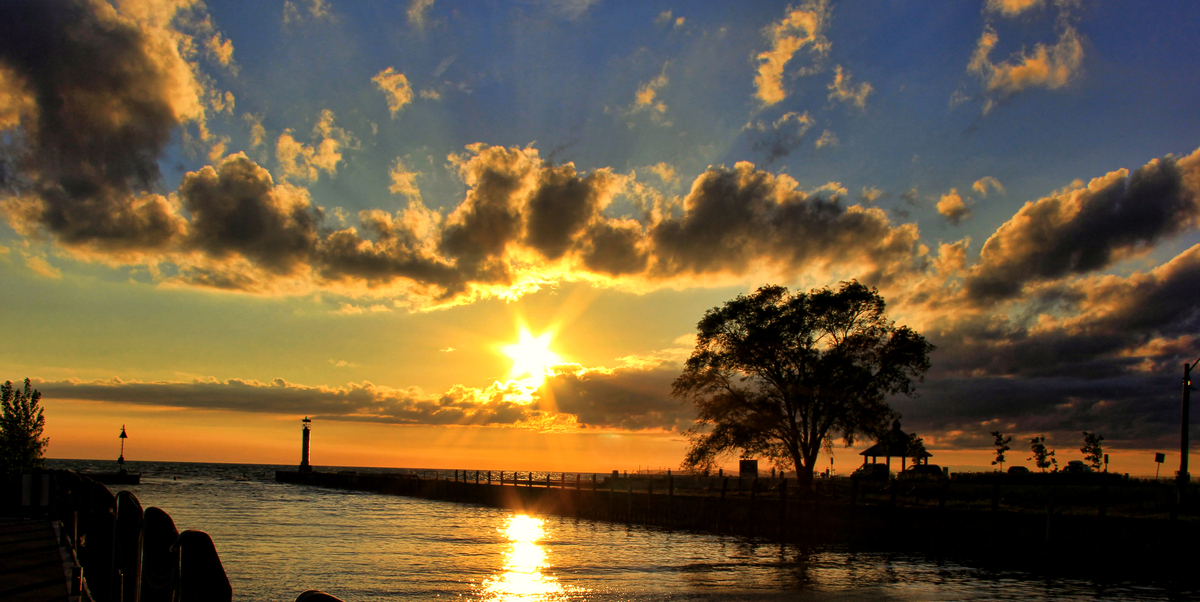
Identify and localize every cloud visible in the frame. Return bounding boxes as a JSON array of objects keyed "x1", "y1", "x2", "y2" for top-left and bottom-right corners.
[
  {"x1": 179, "y1": 152, "x2": 322, "y2": 276},
  {"x1": 937, "y1": 188, "x2": 970, "y2": 225},
  {"x1": 859, "y1": 187, "x2": 886, "y2": 205},
  {"x1": 986, "y1": 0, "x2": 1045, "y2": 18},
  {"x1": 815, "y1": 130, "x2": 838, "y2": 148},
  {"x1": 407, "y1": 0, "x2": 434, "y2": 29},
  {"x1": 827, "y1": 65, "x2": 872, "y2": 109},
  {"x1": 963, "y1": 148, "x2": 1200, "y2": 304},
  {"x1": 4, "y1": 125, "x2": 937, "y2": 307},
  {"x1": 754, "y1": 0, "x2": 830, "y2": 106},
  {"x1": 904, "y1": 242, "x2": 1200, "y2": 449},
  {"x1": 39, "y1": 376, "x2": 536, "y2": 426},
  {"x1": 969, "y1": 24, "x2": 1083, "y2": 113},
  {"x1": 749, "y1": 111, "x2": 815, "y2": 163},
  {"x1": 655, "y1": 10, "x2": 685, "y2": 29},
  {"x1": 34, "y1": 358, "x2": 692, "y2": 431},
  {"x1": 647, "y1": 161, "x2": 921, "y2": 287},
  {"x1": 389, "y1": 159, "x2": 423, "y2": 203},
  {"x1": 243, "y1": 113, "x2": 267, "y2": 148},
  {"x1": 283, "y1": 0, "x2": 331, "y2": 24},
  {"x1": 972, "y1": 176, "x2": 1005, "y2": 197},
  {"x1": 0, "y1": 0, "x2": 209, "y2": 256},
  {"x1": 23, "y1": 254, "x2": 61, "y2": 279},
  {"x1": 373, "y1": 67, "x2": 414, "y2": 117},
  {"x1": 543, "y1": 361, "x2": 692, "y2": 430},
  {"x1": 648, "y1": 163, "x2": 677, "y2": 184},
  {"x1": 629, "y1": 64, "x2": 670, "y2": 125},
  {"x1": 274, "y1": 110, "x2": 353, "y2": 183}
]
